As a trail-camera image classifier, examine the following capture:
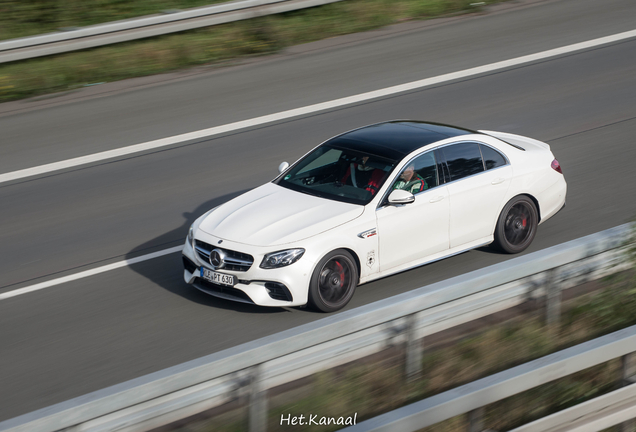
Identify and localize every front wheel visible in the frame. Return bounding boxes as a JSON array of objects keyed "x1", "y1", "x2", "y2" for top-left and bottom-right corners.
[
  {"x1": 308, "y1": 250, "x2": 358, "y2": 312},
  {"x1": 493, "y1": 195, "x2": 538, "y2": 254}
]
